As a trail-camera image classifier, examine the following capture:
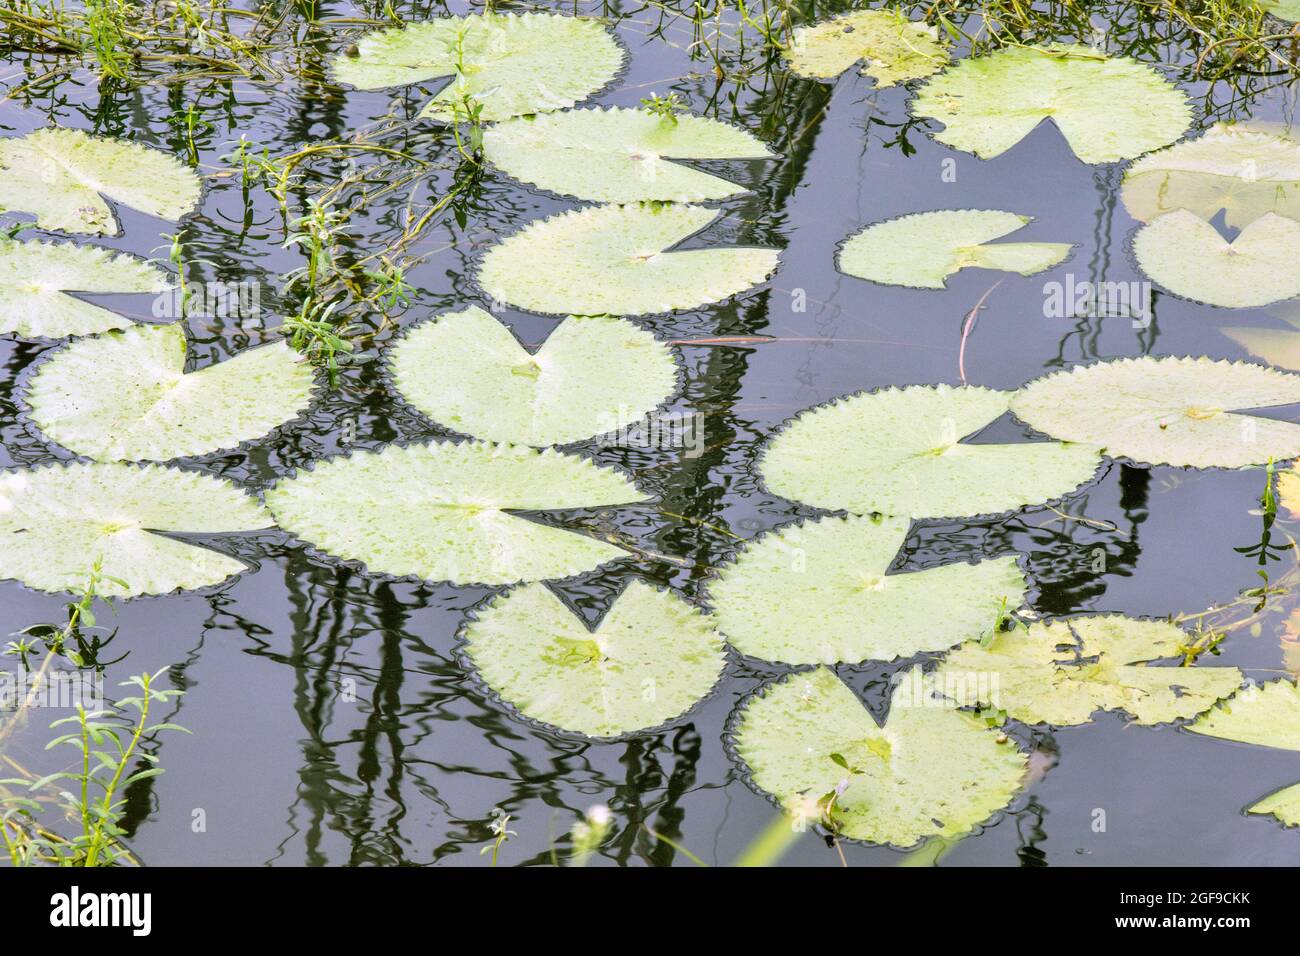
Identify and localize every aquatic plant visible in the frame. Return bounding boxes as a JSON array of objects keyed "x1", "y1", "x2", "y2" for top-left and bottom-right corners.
[{"x1": 785, "y1": 9, "x2": 948, "y2": 86}]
